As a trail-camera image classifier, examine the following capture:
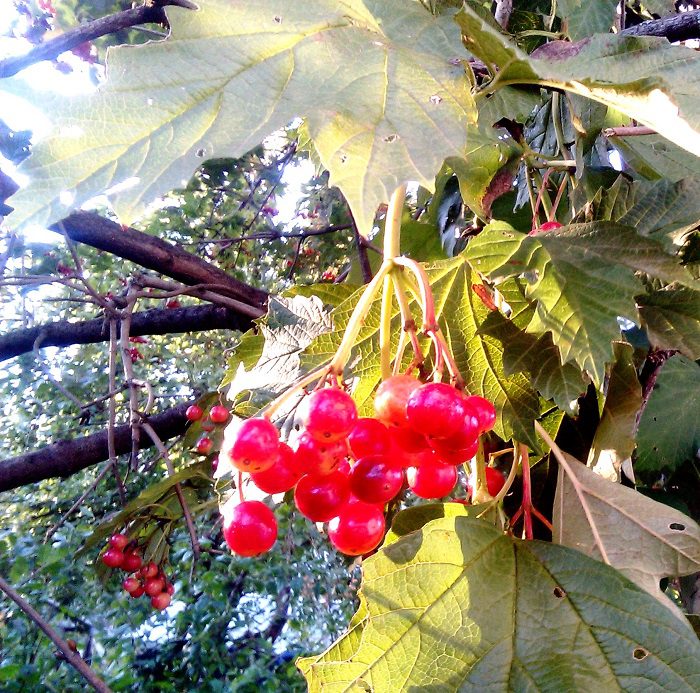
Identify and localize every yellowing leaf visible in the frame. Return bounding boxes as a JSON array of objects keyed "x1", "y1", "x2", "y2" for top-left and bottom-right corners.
[
  {"x1": 6, "y1": 0, "x2": 474, "y2": 235},
  {"x1": 553, "y1": 451, "x2": 700, "y2": 610},
  {"x1": 302, "y1": 516, "x2": 700, "y2": 690}
]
